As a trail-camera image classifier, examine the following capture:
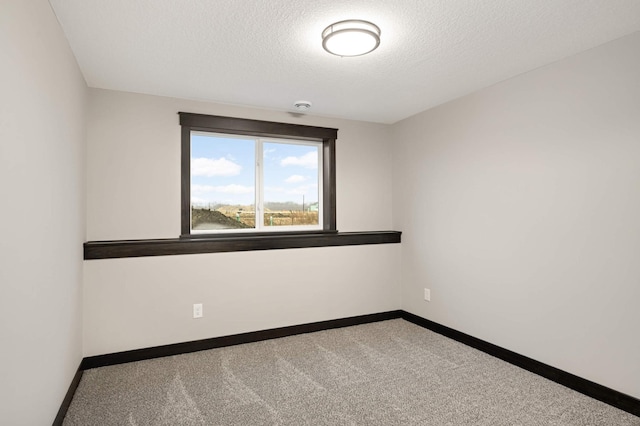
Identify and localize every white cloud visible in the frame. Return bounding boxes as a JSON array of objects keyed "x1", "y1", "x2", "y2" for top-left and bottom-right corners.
[
  {"x1": 286, "y1": 188, "x2": 308, "y2": 195},
  {"x1": 265, "y1": 186, "x2": 285, "y2": 193},
  {"x1": 285, "y1": 174, "x2": 307, "y2": 183},
  {"x1": 190, "y1": 196, "x2": 208, "y2": 204},
  {"x1": 280, "y1": 151, "x2": 318, "y2": 169},
  {"x1": 286, "y1": 183, "x2": 318, "y2": 195},
  {"x1": 216, "y1": 184, "x2": 254, "y2": 194},
  {"x1": 192, "y1": 184, "x2": 254, "y2": 195},
  {"x1": 191, "y1": 157, "x2": 241, "y2": 177}
]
